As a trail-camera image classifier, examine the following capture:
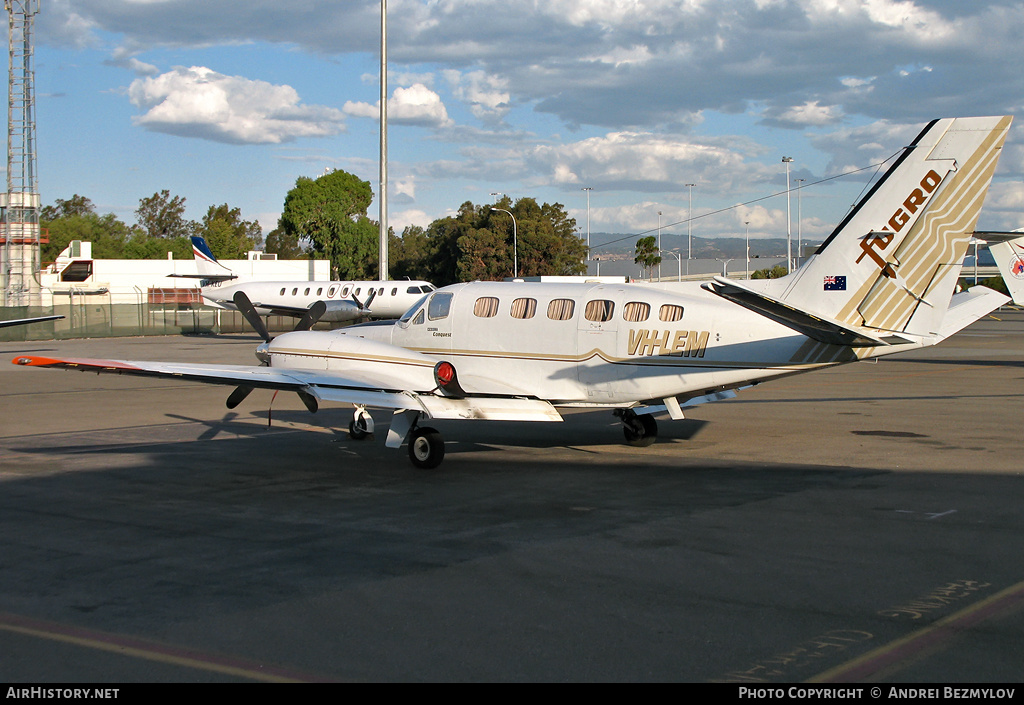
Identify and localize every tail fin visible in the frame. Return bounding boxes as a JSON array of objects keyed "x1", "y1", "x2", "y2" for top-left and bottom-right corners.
[
  {"x1": 987, "y1": 233, "x2": 1024, "y2": 305},
  {"x1": 191, "y1": 236, "x2": 236, "y2": 280},
  {"x1": 727, "y1": 116, "x2": 1012, "y2": 341}
]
